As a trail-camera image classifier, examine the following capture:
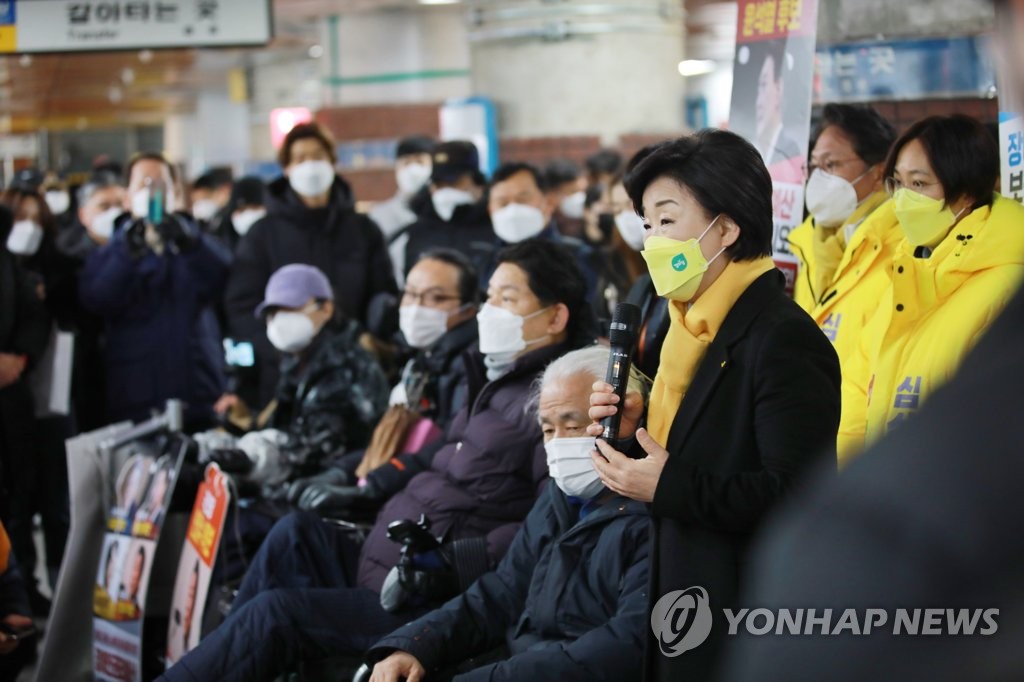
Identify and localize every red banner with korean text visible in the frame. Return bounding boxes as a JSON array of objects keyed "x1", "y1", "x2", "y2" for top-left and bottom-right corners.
[
  {"x1": 165, "y1": 464, "x2": 231, "y2": 668},
  {"x1": 729, "y1": 0, "x2": 820, "y2": 293}
]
